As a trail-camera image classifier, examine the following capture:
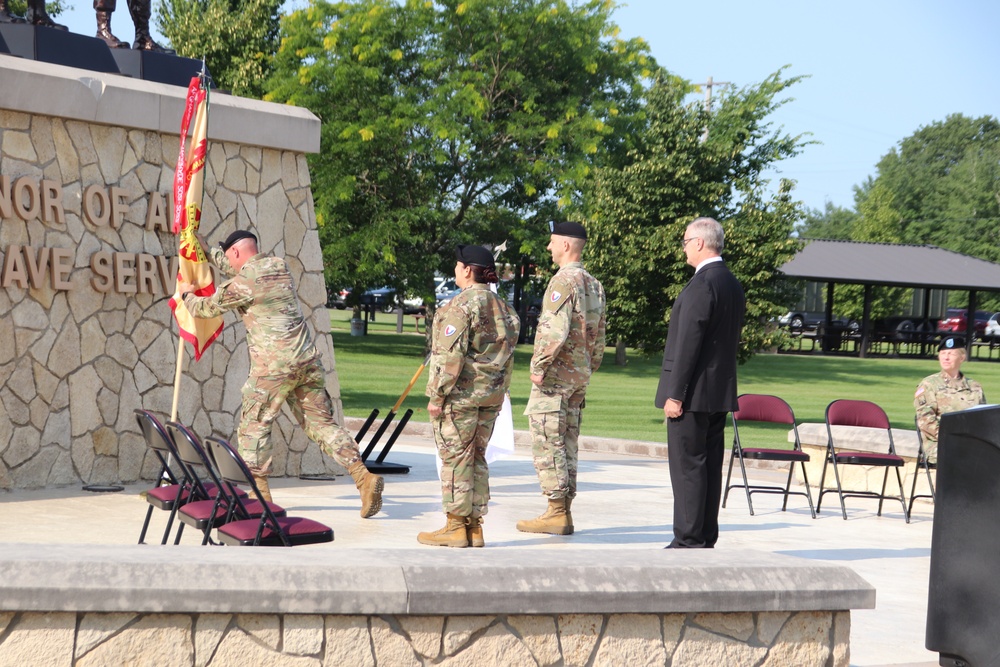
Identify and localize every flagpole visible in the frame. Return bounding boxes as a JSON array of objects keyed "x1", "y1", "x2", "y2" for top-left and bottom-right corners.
[{"x1": 170, "y1": 339, "x2": 185, "y2": 422}]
